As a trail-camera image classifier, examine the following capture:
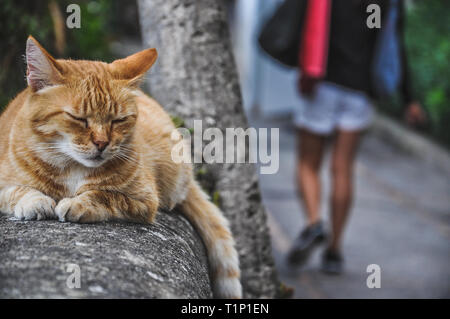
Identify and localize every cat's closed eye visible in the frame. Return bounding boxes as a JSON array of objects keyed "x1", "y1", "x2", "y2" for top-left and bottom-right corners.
[
  {"x1": 112, "y1": 117, "x2": 128, "y2": 124},
  {"x1": 65, "y1": 112, "x2": 88, "y2": 128}
]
